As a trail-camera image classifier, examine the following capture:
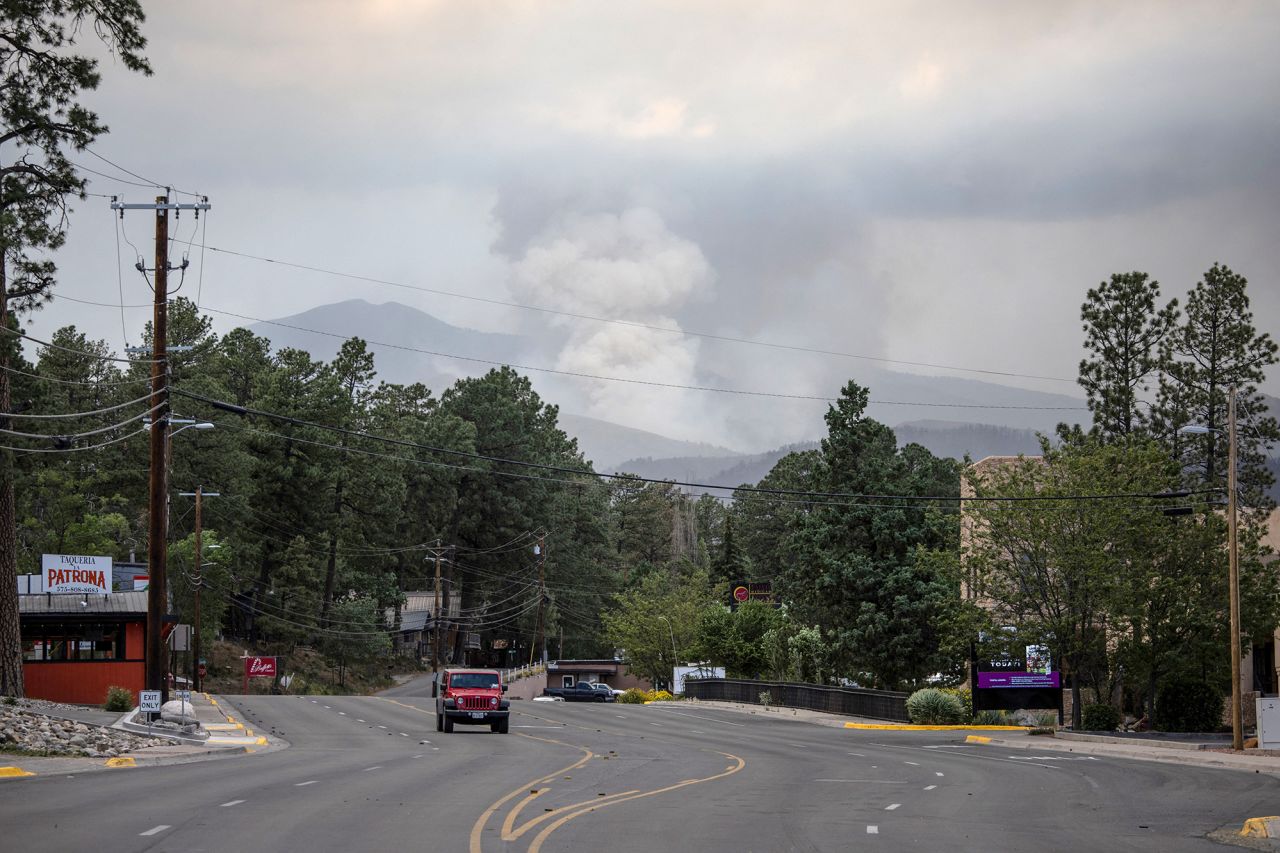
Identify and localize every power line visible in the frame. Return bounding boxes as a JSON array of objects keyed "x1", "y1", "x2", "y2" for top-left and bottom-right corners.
[
  {"x1": 0, "y1": 402, "x2": 159, "y2": 439},
  {"x1": 0, "y1": 427, "x2": 147, "y2": 455},
  {"x1": 83, "y1": 149, "x2": 203, "y2": 198},
  {"x1": 5, "y1": 391, "x2": 154, "y2": 420},
  {"x1": 0, "y1": 364, "x2": 148, "y2": 388},
  {"x1": 0, "y1": 327, "x2": 160, "y2": 364},
  {"x1": 176, "y1": 388, "x2": 1209, "y2": 505},
  {"x1": 172, "y1": 238, "x2": 1077, "y2": 384}
]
